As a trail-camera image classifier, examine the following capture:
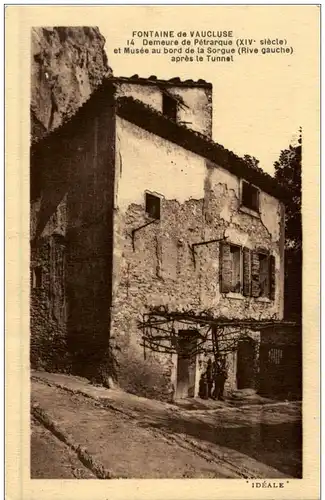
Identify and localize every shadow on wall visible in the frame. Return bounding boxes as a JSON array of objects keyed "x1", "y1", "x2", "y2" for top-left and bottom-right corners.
[
  {"x1": 30, "y1": 84, "x2": 116, "y2": 382},
  {"x1": 67, "y1": 331, "x2": 118, "y2": 386},
  {"x1": 30, "y1": 316, "x2": 71, "y2": 373},
  {"x1": 117, "y1": 349, "x2": 174, "y2": 402}
]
